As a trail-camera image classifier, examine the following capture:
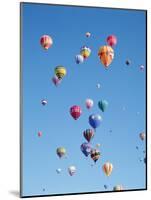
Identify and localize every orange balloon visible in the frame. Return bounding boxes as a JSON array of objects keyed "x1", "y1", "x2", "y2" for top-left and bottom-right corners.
[{"x1": 98, "y1": 46, "x2": 114, "y2": 68}]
